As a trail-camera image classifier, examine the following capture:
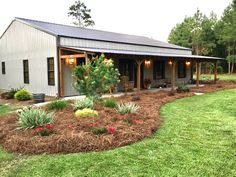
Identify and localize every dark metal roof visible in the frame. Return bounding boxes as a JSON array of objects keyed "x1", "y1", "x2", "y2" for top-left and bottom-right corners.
[
  {"x1": 15, "y1": 17, "x2": 191, "y2": 51},
  {"x1": 63, "y1": 46, "x2": 224, "y2": 60}
]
